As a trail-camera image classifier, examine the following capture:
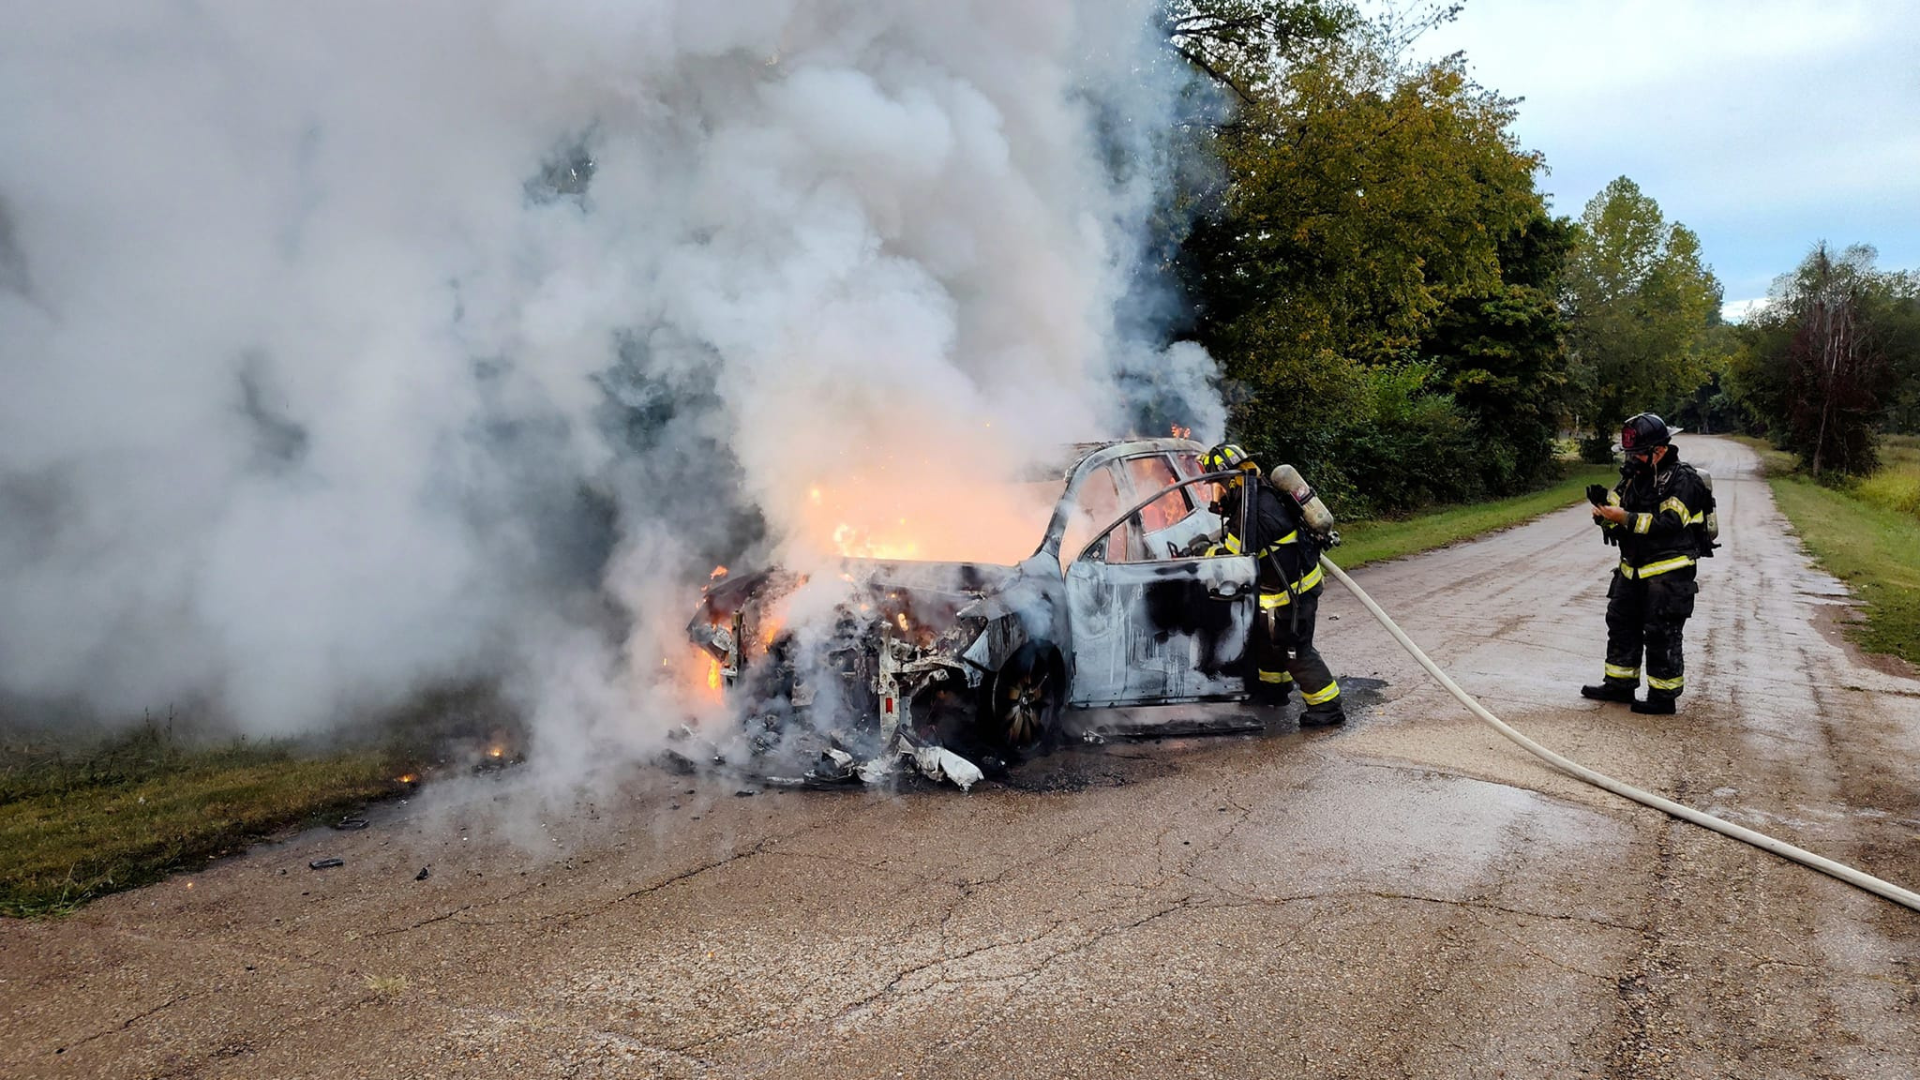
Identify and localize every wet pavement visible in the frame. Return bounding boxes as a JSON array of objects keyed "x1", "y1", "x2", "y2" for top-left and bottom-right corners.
[{"x1": 3, "y1": 436, "x2": 1917, "y2": 1078}]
